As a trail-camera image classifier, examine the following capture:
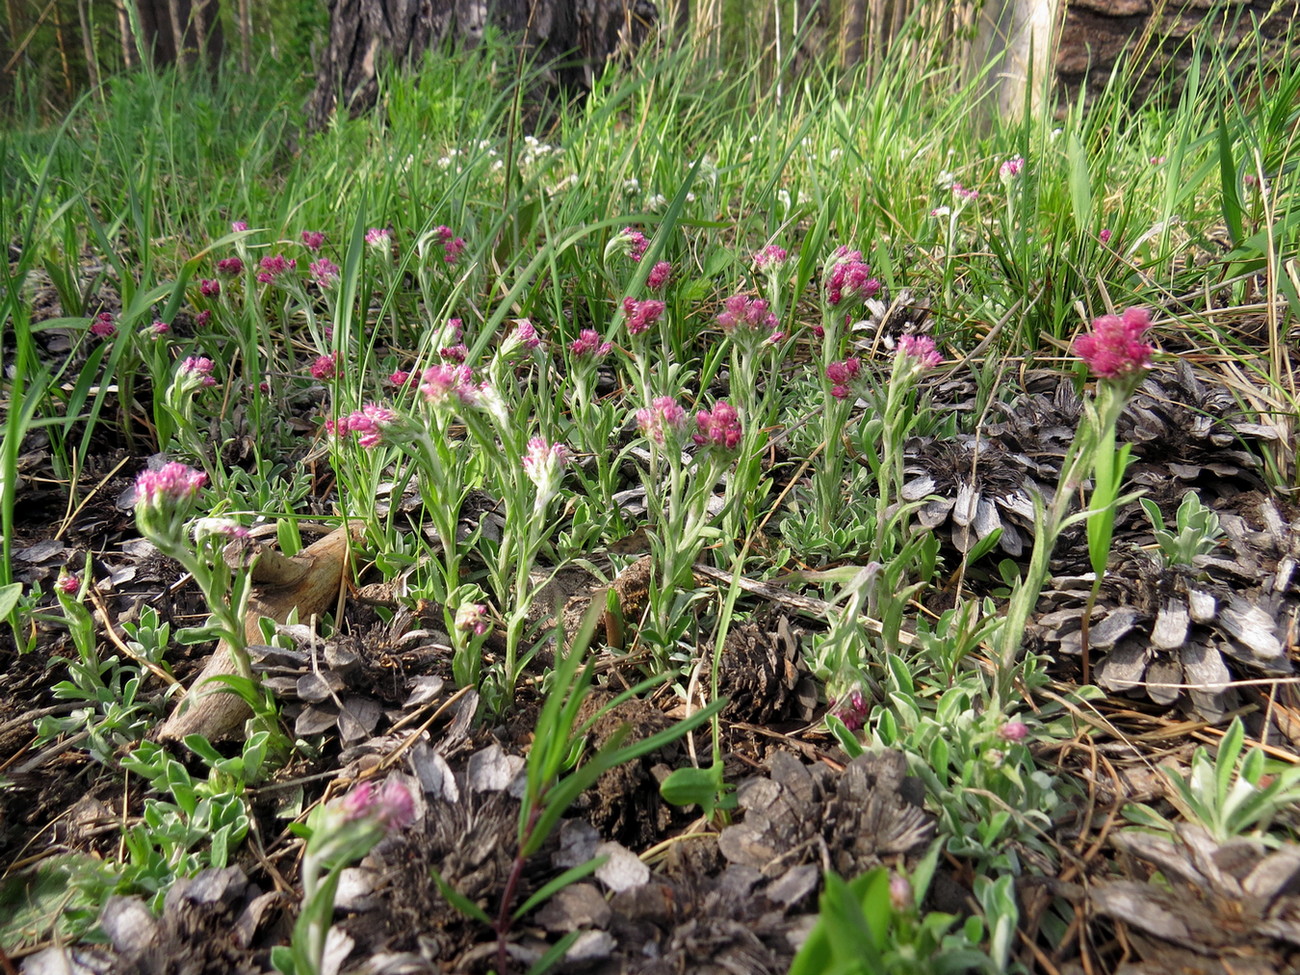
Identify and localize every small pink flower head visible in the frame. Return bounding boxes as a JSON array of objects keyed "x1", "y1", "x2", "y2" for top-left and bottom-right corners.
[
  {"x1": 365, "y1": 227, "x2": 392, "y2": 249},
  {"x1": 439, "y1": 344, "x2": 469, "y2": 363},
  {"x1": 716, "y1": 294, "x2": 779, "y2": 345},
  {"x1": 195, "y1": 310, "x2": 212, "y2": 328},
  {"x1": 90, "y1": 312, "x2": 116, "y2": 338},
  {"x1": 387, "y1": 369, "x2": 412, "y2": 389},
  {"x1": 569, "y1": 329, "x2": 612, "y2": 359},
  {"x1": 889, "y1": 873, "x2": 913, "y2": 912},
  {"x1": 647, "y1": 261, "x2": 673, "y2": 290},
  {"x1": 501, "y1": 319, "x2": 543, "y2": 358},
  {"x1": 339, "y1": 778, "x2": 416, "y2": 832},
  {"x1": 998, "y1": 720, "x2": 1029, "y2": 742},
  {"x1": 180, "y1": 356, "x2": 218, "y2": 387},
  {"x1": 824, "y1": 249, "x2": 880, "y2": 308},
  {"x1": 832, "y1": 687, "x2": 869, "y2": 731},
  {"x1": 693, "y1": 400, "x2": 742, "y2": 450},
  {"x1": 193, "y1": 517, "x2": 251, "y2": 542},
  {"x1": 420, "y1": 363, "x2": 480, "y2": 409},
  {"x1": 623, "y1": 297, "x2": 666, "y2": 336},
  {"x1": 135, "y1": 462, "x2": 207, "y2": 509},
  {"x1": 231, "y1": 220, "x2": 248, "y2": 232},
  {"x1": 1074, "y1": 307, "x2": 1154, "y2": 379},
  {"x1": 454, "y1": 602, "x2": 490, "y2": 637},
  {"x1": 952, "y1": 183, "x2": 979, "y2": 201},
  {"x1": 310, "y1": 352, "x2": 340, "y2": 380},
  {"x1": 257, "y1": 254, "x2": 297, "y2": 284},
  {"x1": 1149, "y1": 155, "x2": 1166, "y2": 166},
  {"x1": 310, "y1": 258, "x2": 340, "y2": 288},
  {"x1": 999, "y1": 155, "x2": 1025, "y2": 181},
  {"x1": 636, "y1": 396, "x2": 688, "y2": 446},
  {"x1": 826, "y1": 357, "x2": 861, "y2": 399},
  {"x1": 433, "y1": 226, "x2": 466, "y2": 264},
  {"x1": 333, "y1": 403, "x2": 400, "y2": 448},
  {"x1": 216, "y1": 256, "x2": 244, "y2": 276},
  {"x1": 145, "y1": 319, "x2": 170, "y2": 341},
  {"x1": 605, "y1": 227, "x2": 649, "y2": 264},
  {"x1": 751, "y1": 244, "x2": 789, "y2": 273},
  {"x1": 896, "y1": 335, "x2": 943, "y2": 370},
  {"x1": 522, "y1": 437, "x2": 572, "y2": 510},
  {"x1": 199, "y1": 278, "x2": 221, "y2": 298},
  {"x1": 301, "y1": 230, "x2": 326, "y2": 252},
  {"x1": 56, "y1": 573, "x2": 81, "y2": 596},
  {"x1": 1099, "y1": 228, "x2": 1113, "y2": 244}
]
